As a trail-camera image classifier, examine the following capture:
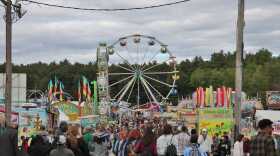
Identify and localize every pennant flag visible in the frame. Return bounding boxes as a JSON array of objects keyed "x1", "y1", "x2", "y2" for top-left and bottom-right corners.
[
  {"x1": 200, "y1": 87, "x2": 205, "y2": 108},
  {"x1": 48, "y1": 80, "x2": 53, "y2": 102},
  {"x1": 205, "y1": 87, "x2": 210, "y2": 107},
  {"x1": 221, "y1": 86, "x2": 225, "y2": 107},
  {"x1": 227, "y1": 88, "x2": 232, "y2": 108},
  {"x1": 78, "y1": 80, "x2": 81, "y2": 103},
  {"x1": 87, "y1": 83, "x2": 92, "y2": 101},
  {"x1": 82, "y1": 76, "x2": 88, "y2": 97},
  {"x1": 60, "y1": 82, "x2": 64, "y2": 101},
  {"x1": 209, "y1": 86, "x2": 214, "y2": 107},
  {"x1": 216, "y1": 88, "x2": 221, "y2": 107},
  {"x1": 224, "y1": 86, "x2": 227, "y2": 107},
  {"x1": 54, "y1": 76, "x2": 59, "y2": 94},
  {"x1": 224, "y1": 86, "x2": 228, "y2": 107}
]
